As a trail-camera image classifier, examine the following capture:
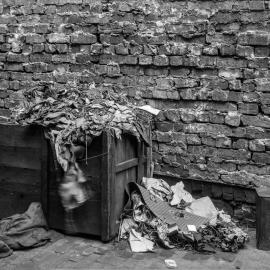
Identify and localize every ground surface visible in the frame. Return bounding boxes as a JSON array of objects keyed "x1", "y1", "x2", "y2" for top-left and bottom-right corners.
[{"x1": 0, "y1": 229, "x2": 269, "y2": 270}]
